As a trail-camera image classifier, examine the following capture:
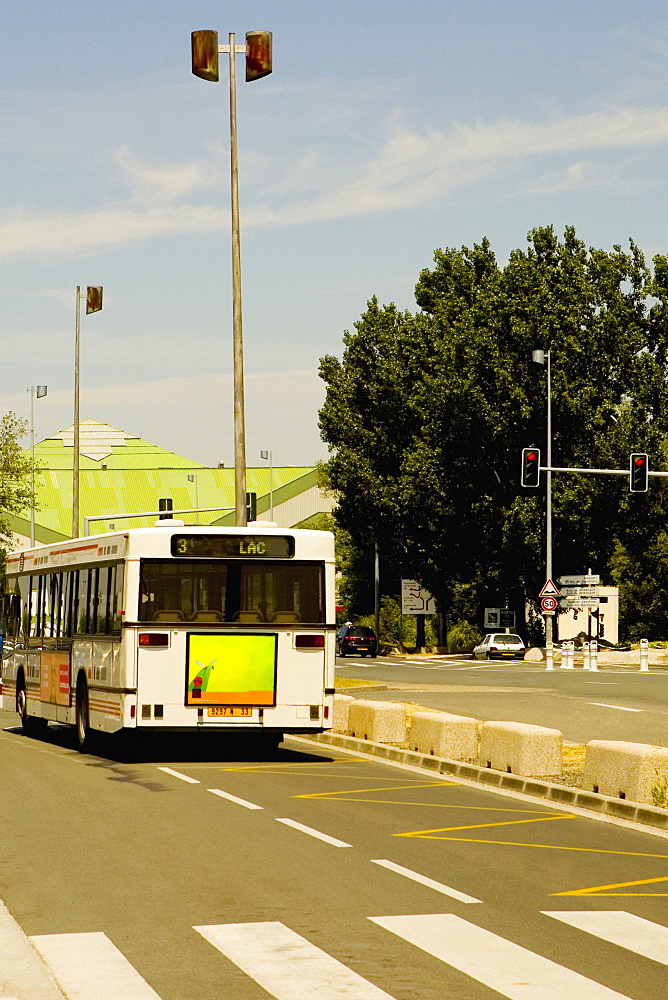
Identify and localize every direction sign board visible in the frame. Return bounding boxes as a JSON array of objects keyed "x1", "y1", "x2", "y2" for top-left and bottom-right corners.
[
  {"x1": 401, "y1": 579, "x2": 436, "y2": 615},
  {"x1": 560, "y1": 586, "x2": 599, "y2": 597},
  {"x1": 558, "y1": 574, "x2": 600, "y2": 586},
  {"x1": 559, "y1": 597, "x2": 600, "y2": 609}
]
